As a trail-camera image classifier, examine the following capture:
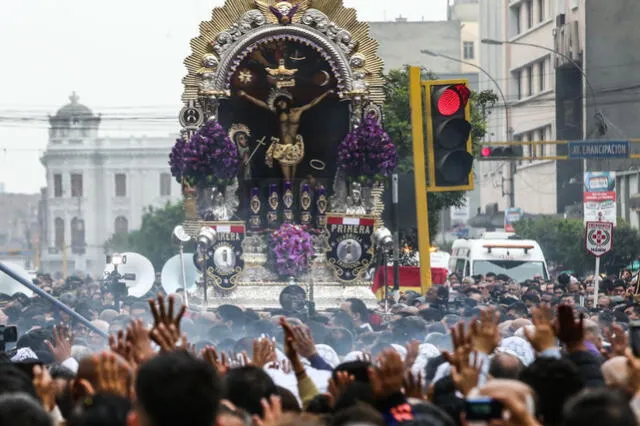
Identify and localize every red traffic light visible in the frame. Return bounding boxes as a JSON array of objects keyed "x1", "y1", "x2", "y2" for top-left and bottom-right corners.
[
  {"x1": 434, "y1": 84, "x2": 471, "y2": 117},
  {"x1": 479, "y1": 146, "x2": 524, "y2": 158}
]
